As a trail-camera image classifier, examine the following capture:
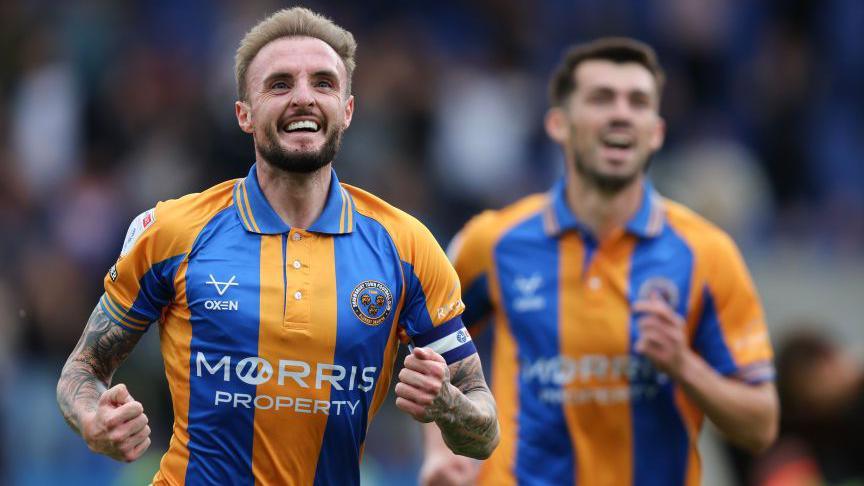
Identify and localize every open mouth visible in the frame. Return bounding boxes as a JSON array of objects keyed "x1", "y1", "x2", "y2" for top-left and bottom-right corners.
[
  {"x1": 282, "y1": 119, "x2": 321, "y2": 133},
  {"x1": 601, "y1": 133, "x2": 634, "y2": 150}
]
